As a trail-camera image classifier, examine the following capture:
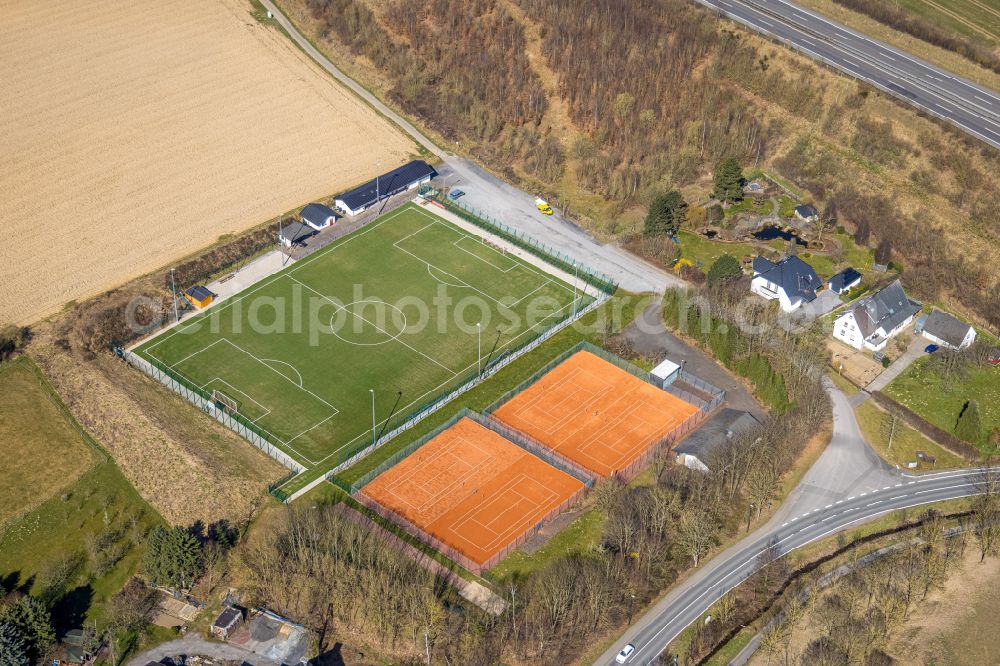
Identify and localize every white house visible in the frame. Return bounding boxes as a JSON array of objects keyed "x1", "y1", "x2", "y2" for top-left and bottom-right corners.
[
  {"x1": 827, "y1": 267, "x2": 862, "y2": 295},
  {"x1": 750, "y1": 255, "x2": 823, "y2": 312},
  {"x1": 921, "y1": 310, "x2": 976, "y2": 350},
  {"x1": 334, "y1": 160, "x2": 436, "y2": 216},
  {"x1": 299, "y1": 203, "x2": 337, "y2": 230},
  {"x1": 794, "y1": 204, "x2": 819, "y2": 224},
  {"x1": 832, "y1": 280, "x2": 921, "y2": 351}
]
